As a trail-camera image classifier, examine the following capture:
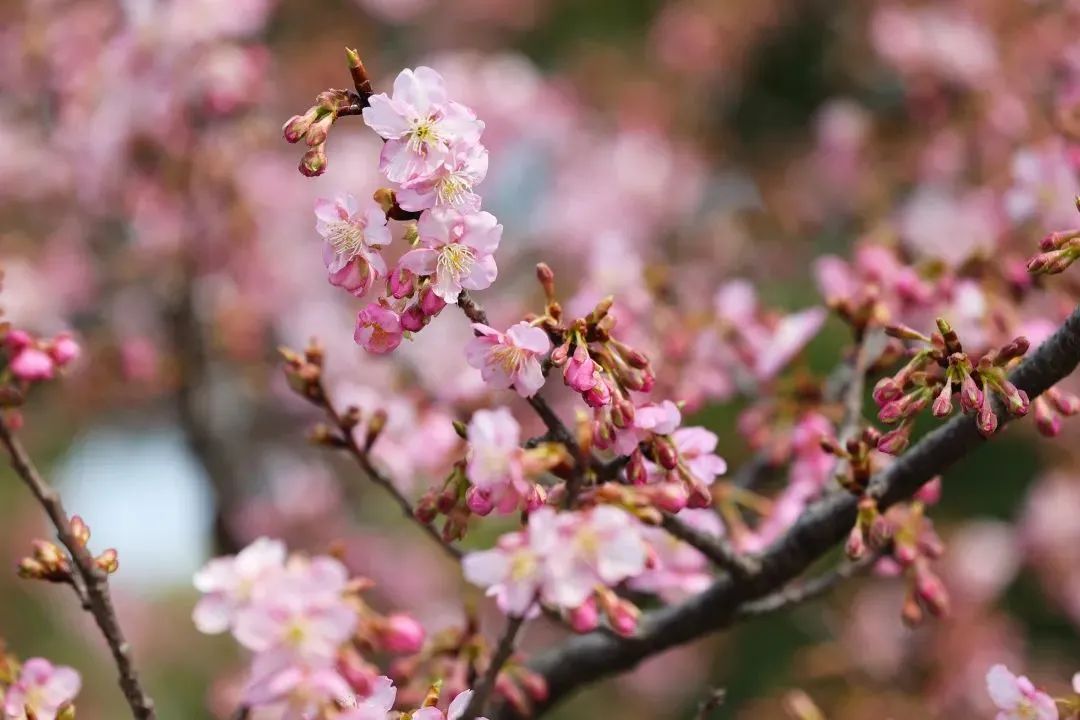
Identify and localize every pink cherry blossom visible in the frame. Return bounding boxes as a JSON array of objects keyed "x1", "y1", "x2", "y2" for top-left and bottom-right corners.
[
  {"x1": 354, "y1": 303, "x2": 404, "y2": 354},
  {"x1": 465, "y1": 407, "x2": 536, "y2": 514},
  {"x1": 615, "y1": 399, "x2": 682, "y2": 454},
  {"x1": 361, "y1": 67, "x2": 484, "y2": 182},
  {"x1": 399, "y1": 208, "x2": 501, "y2": 303},
  {"x1": 315, "y1": 193, "x2": 391, "y2": 280},
  {"x1": 9, "y1": 347, "x2": 55, "y2": 381},
  {"x1": 670, "y1": 427, "x2": 727, "y2": 485},
  {"x1": 241, "y1": 660, "x2": 354, "y2": 718},
  {"x1": 232, "y1": 555, "x2": 357, "y2": 666},
  {"x1": 985, "y1": 664, "x2": 1058, "y2": 720},
  {"x1": 630, "y1": 509, "x2": 723, "y2": 602},
  {"x1": 337, "y1": 674, "x2": 397, "y2": 720},
  {"x1": 544, "y1": 506, "x2": 648, "y2": 609},
  {"x1": 2, "y1": 658, "x2": 81, "y2": 720},
  {"x1": 463, "y1": 521, "x2": 548, "y2": 616},
  {"x1": 48, "y1": 334, "x2": 80, "y2": 366},
  {"x1": 396, "y1": 142, "x2": 489, "y2": 213},
  {"x1": 465, "y1": 322, "x2": 549, "y2": 397},
  {"x1": 412, "y1": 689, "x2": 487, "y2": 720},
  {"x1": 193, "y1": 537, "x2": 286, "y2": 634}
]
